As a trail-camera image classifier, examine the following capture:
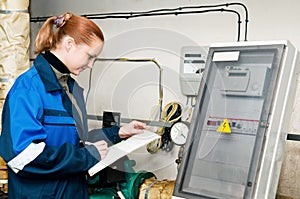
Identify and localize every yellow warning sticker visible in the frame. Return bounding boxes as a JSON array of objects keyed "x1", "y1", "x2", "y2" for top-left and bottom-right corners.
[{"x1": 217, "y1": 119, "x2": 231, "y2": 133}]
